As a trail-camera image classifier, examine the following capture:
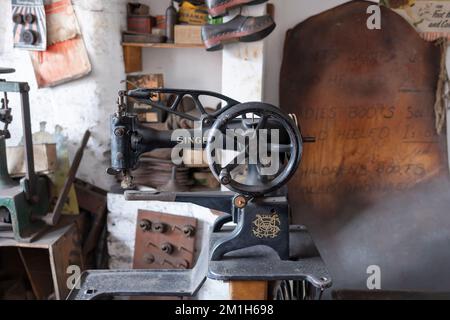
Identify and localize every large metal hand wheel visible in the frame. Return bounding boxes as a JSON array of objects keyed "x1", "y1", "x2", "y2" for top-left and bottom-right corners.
[{"x1": 206, "y1": 102, "x2": 302, "y2": 197}]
